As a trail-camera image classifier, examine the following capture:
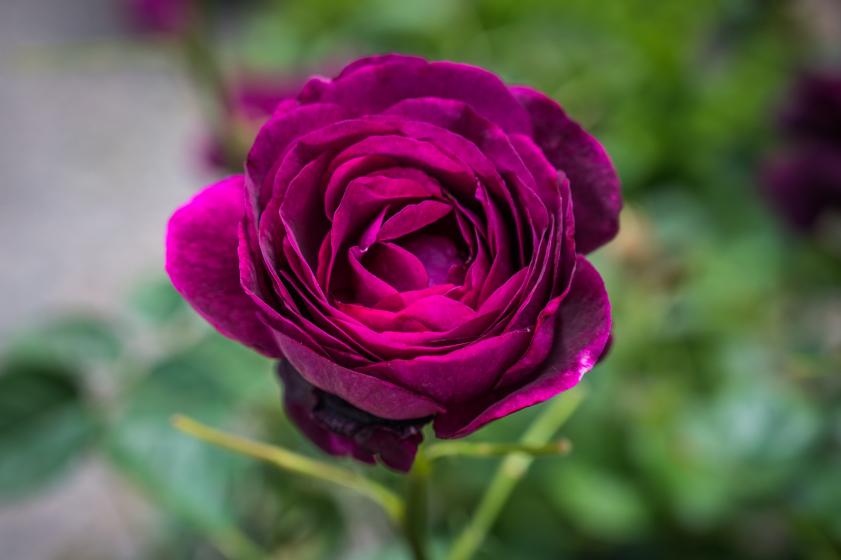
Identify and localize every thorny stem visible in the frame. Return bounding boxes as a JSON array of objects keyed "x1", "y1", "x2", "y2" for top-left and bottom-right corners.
[{"x1": 447, "y1": 389, "x2": 585, "y2": 560}]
